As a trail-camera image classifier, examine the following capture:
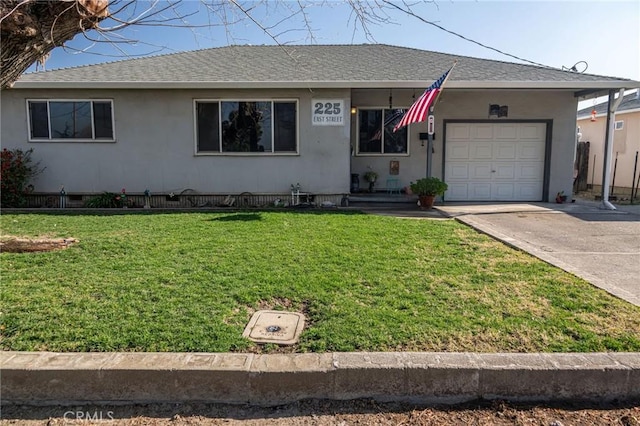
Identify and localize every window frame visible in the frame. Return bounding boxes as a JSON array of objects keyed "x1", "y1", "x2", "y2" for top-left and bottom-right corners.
[
  {"x1": 26, "y1": 99, "x2": 115, "y2": 142},
  {"x1": 355, "y1": 107, "x2": 410, "y2": 156},
  {"x1": 614, "y1": 120, "x2": 624, "y2": 130},
  {"x1": 193, "y1": 98, "x2": 299, "y2": 156}
]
